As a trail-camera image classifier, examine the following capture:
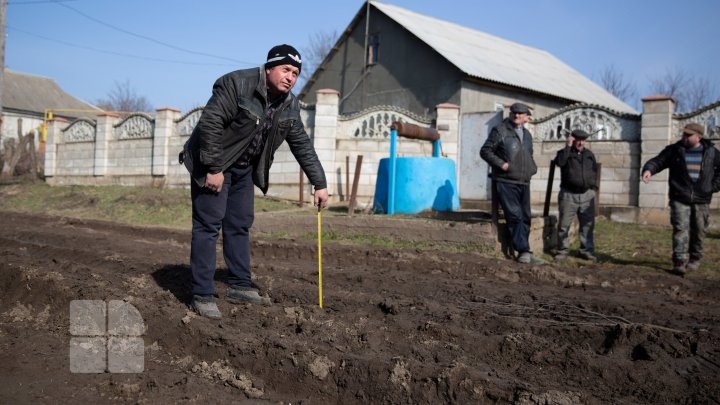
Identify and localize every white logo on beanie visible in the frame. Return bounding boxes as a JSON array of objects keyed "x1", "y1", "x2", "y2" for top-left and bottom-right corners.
[{"x1": 267, "y1": 53, "x2": 302, "y2": 65}]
